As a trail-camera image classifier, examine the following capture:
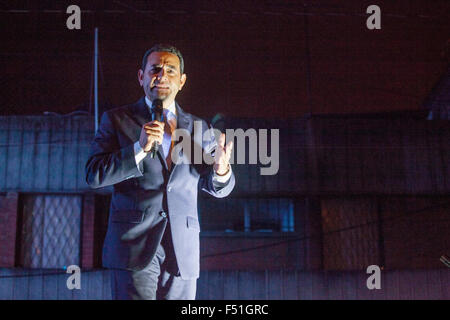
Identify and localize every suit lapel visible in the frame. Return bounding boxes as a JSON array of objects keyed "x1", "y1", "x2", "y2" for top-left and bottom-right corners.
[
  {"x1": 175, "y1": 102, "x2": 193, "y2": 133},
  {"x1": 167, "y1": 102, "x2": 193, "y2": 177},
  {"x1": 133, "y1": 96, "x2": 151, "y2": 125}
]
